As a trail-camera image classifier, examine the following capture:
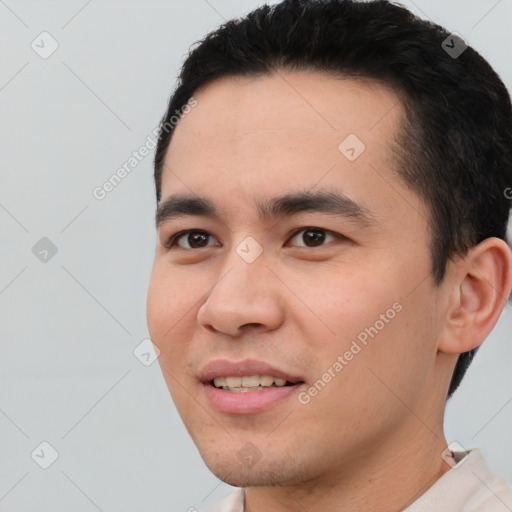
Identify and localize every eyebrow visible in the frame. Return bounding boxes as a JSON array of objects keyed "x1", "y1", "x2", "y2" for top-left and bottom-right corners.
[{"x1": 155, "y1": 189, "x2": 376, "y2": 228}]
